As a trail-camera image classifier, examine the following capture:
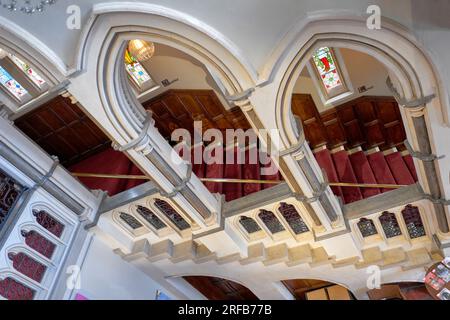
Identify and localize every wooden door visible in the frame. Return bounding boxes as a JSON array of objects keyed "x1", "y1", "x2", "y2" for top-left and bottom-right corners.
[{"x1": 183, "y1": 276, "x2": 259, "y2": 300}]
